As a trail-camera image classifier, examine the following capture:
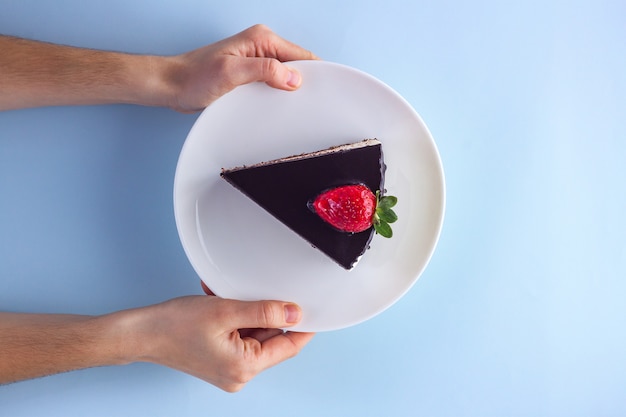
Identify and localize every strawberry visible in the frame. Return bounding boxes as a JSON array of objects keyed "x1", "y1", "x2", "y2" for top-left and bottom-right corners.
[{"x1": 311, "y1": 184, "x2": 398, "y2": 238}]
